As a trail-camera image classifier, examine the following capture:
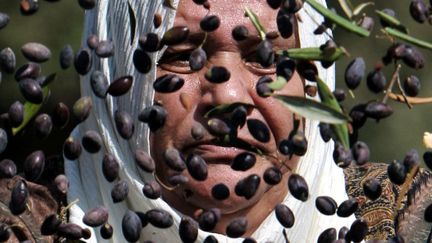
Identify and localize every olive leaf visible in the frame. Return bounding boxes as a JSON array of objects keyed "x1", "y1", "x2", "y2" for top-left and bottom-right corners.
[
  {"x1": 305, "y1": 0, "x2": 370, "y2": 37},
  {"x1": 267, "y1": 76, "x2": 288, "y2": 90},
  {"x1": 12, "y1": 87, "x2": 51, "y2": 136},
  {"x1": 316, "y1": 77, "x2": 350, "y2": 148},
  {"x1": 384, "y1": 27, "x2": 432, "y2": 50},
  {"x1": 352, "y1": 2, "x2": 374, "y2": 17},
  {"x1": 204, "y1": 102, "x2": 255, "y2": 118},
  {"x1": 278, "y1": 47, "x2": 345, "y2": 62},
  {"x1": 337, "y1": 0, "x2": 353, "y2": 18},
  {"x1": 375, "y1": 10, "x2": 408, "y2": 33},
  {"x1": 273, "y1": 95, "x2": 349, "y2": 124},
  {"x1": 244, "y1": 7, "x2": 266, "y2": 40}
]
